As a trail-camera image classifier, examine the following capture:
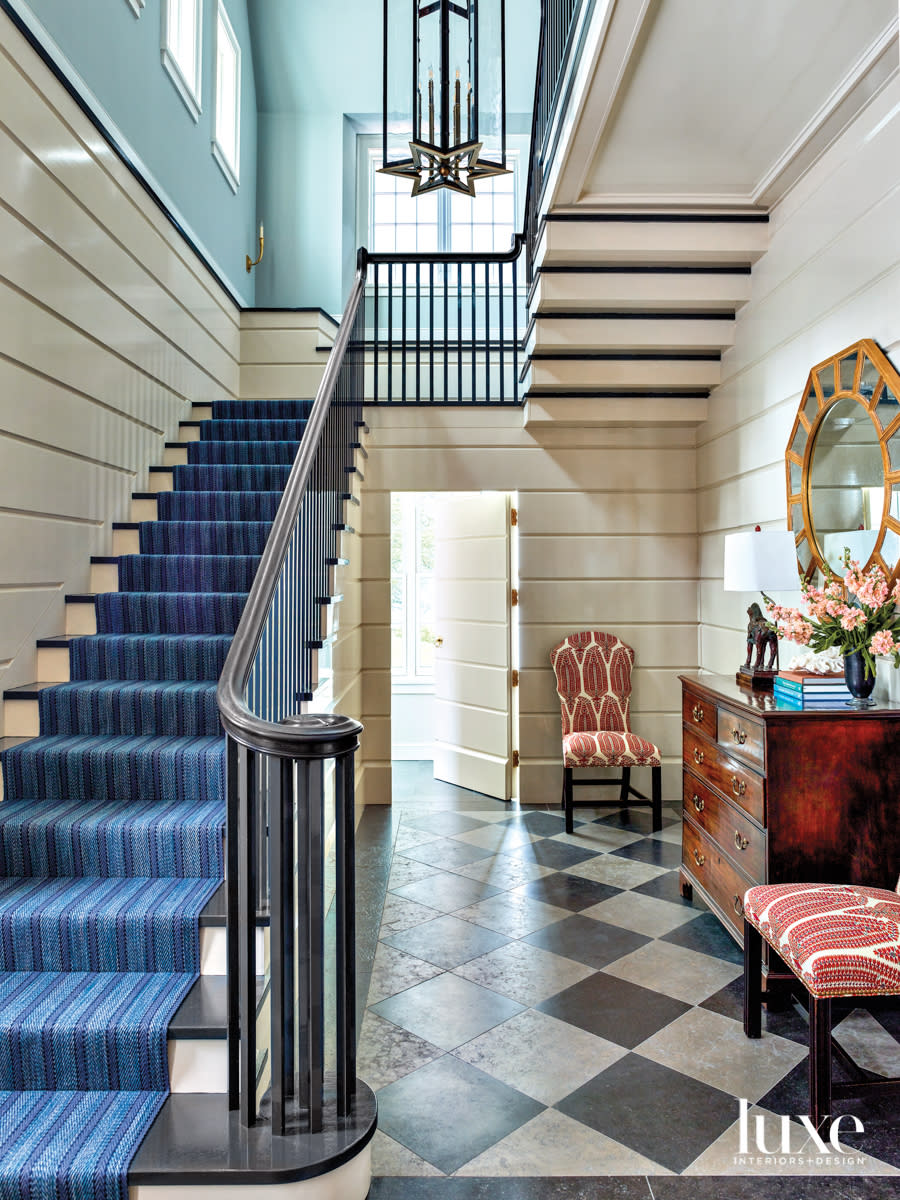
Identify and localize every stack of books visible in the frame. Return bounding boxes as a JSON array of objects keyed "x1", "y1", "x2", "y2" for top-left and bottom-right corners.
[{"x1": 773, "y1": 670, "x2": 849, "y2": 708}]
